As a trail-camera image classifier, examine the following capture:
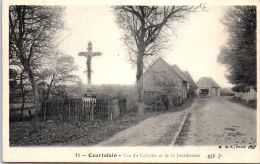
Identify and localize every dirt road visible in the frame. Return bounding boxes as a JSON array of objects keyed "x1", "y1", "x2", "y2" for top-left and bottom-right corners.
[
  {"x1": 97, "y1": 97, "x2": 256, "y2": 146},
  {"x1": 183, "y1": 97, "x2": 256, "y2": 146},
  {"x1": 96, "y1": 111, "x2": 186, "y2": 146},
  {"x1": 97, "y1": 100, "x2": 202, "y2": 146}
]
